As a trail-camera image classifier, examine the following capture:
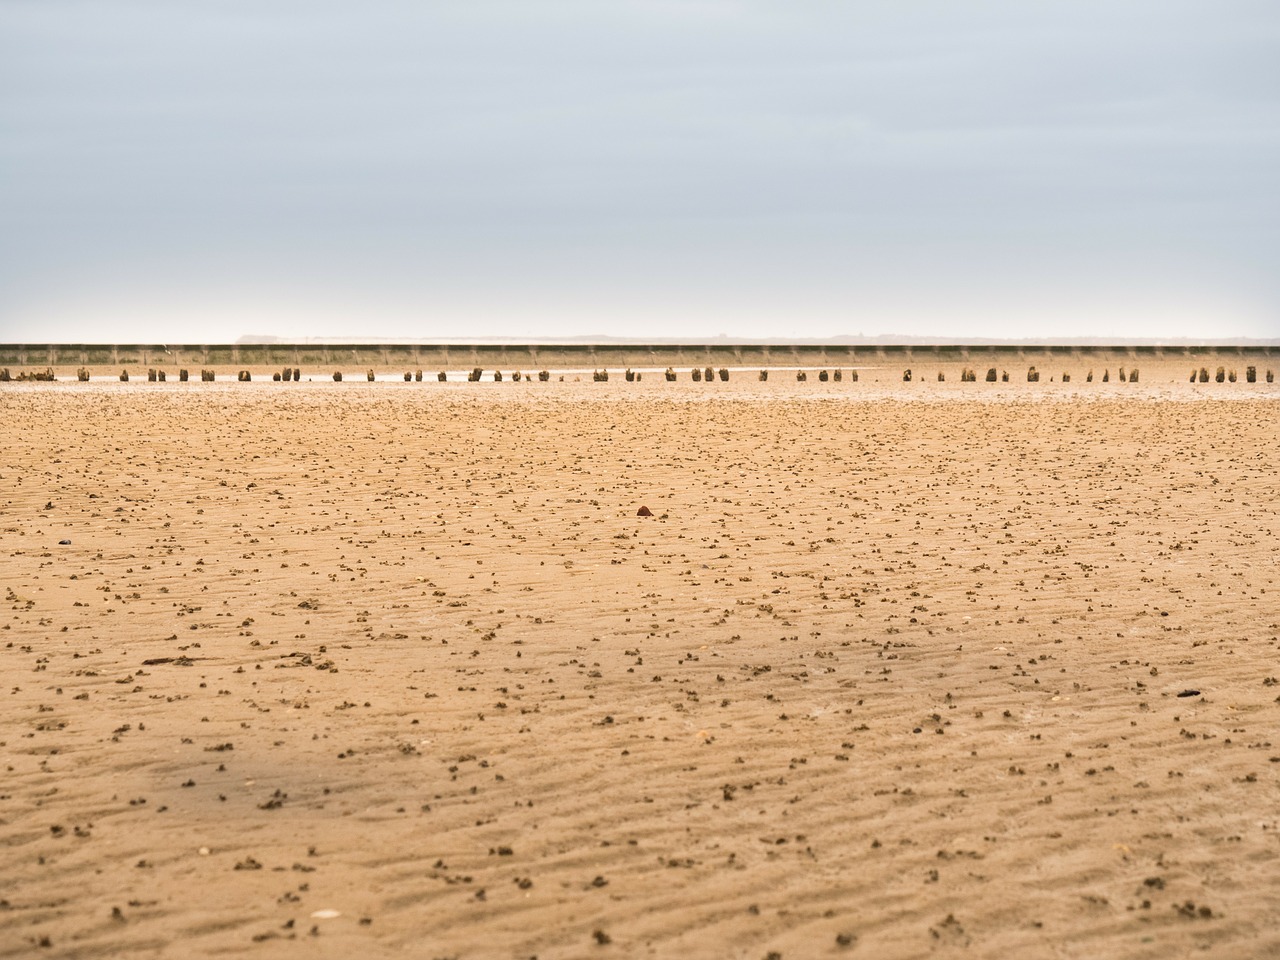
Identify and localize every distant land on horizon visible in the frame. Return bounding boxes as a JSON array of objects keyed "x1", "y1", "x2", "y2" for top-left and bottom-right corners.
[
  {"x1": 228, "y1": 334, "x2": 1280, "y2": 348},
  {"x1": 4, "y1": 334, "x2": 1277, "y2": 348}
]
